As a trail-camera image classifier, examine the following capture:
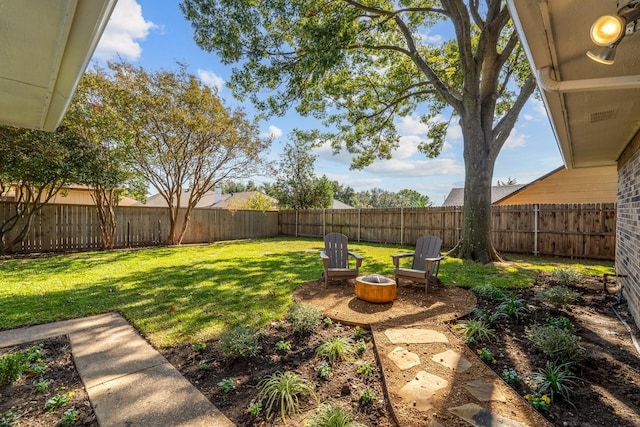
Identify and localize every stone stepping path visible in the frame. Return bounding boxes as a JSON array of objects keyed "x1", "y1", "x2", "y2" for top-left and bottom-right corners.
[{"x1": 372, "y1": 325, "x2": 550, "y2": 426}]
